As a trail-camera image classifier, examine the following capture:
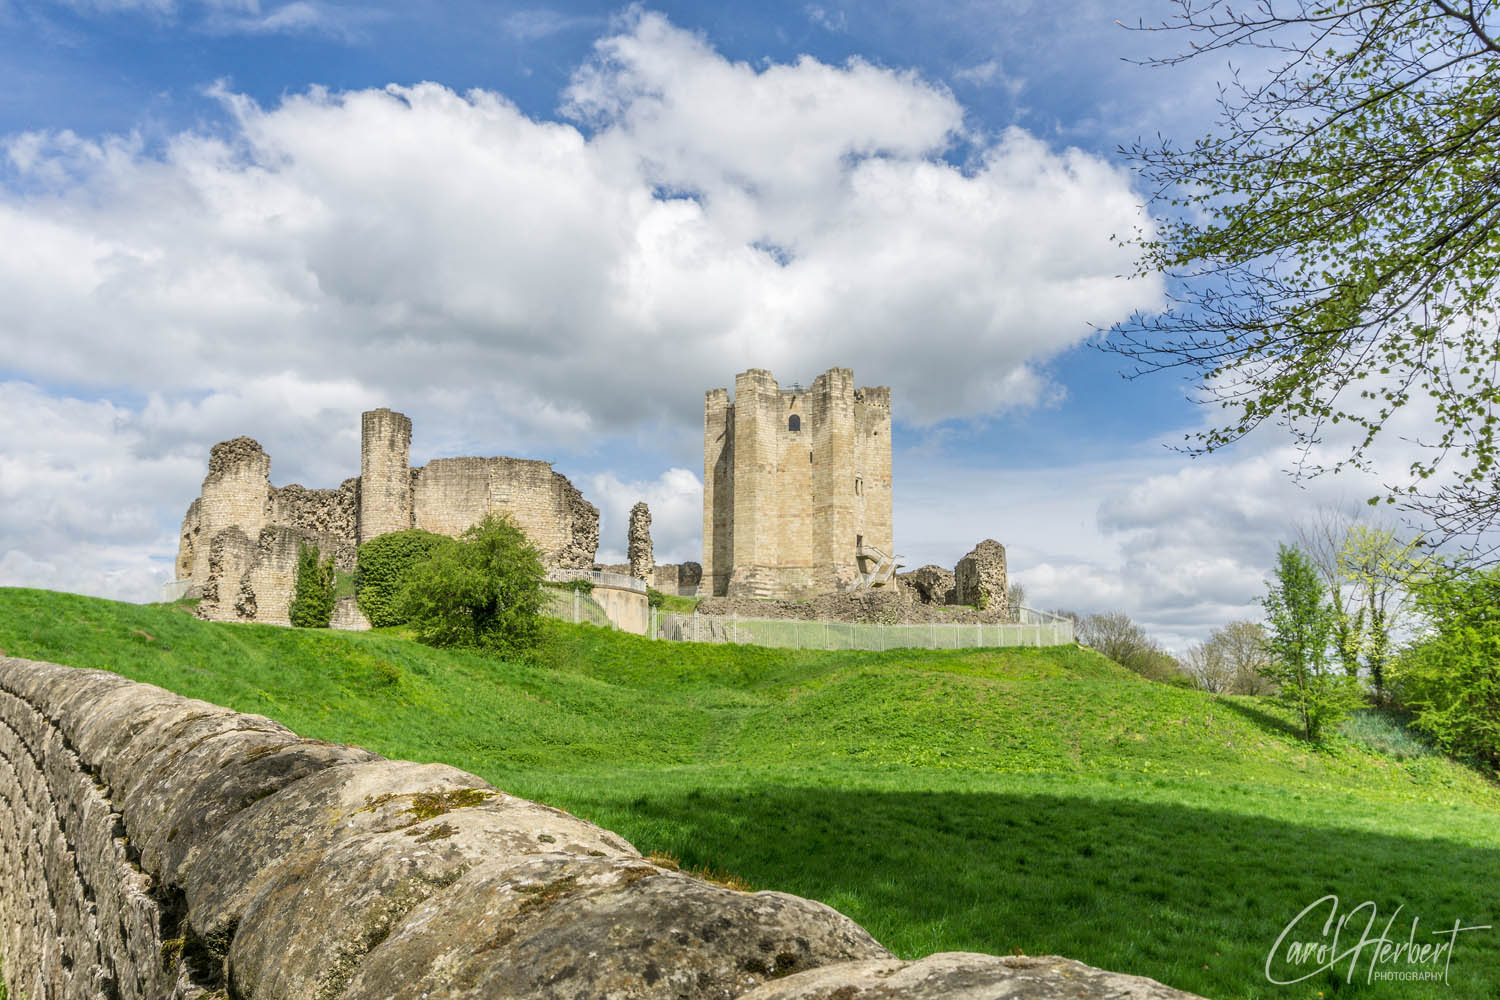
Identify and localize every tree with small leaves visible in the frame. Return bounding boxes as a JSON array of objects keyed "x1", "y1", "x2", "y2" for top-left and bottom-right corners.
[
  {"x1": 1262, "y1": 544, "x2": 1362, "y2": 740},
  {"x1": 1113, "y1": 2, "x2": 1500, "y2": 556}
]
